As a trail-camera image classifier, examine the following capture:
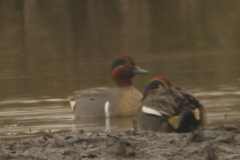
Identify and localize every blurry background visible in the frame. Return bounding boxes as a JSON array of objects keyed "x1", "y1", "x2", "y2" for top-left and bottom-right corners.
[{"x1": 0, "y1": 0, "x2": 239, "y2": 140}]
